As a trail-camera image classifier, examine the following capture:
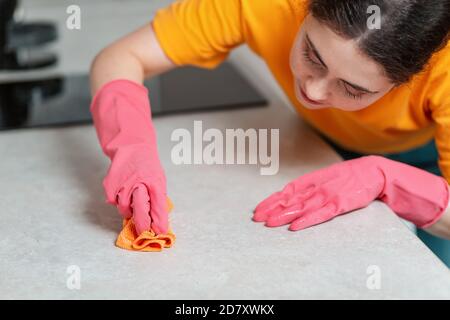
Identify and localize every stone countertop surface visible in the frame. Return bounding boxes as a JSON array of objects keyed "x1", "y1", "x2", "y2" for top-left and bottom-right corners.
[
  {"x1": 1, "y1": 76, "x2": 450, "y2": 299},
  {"x1": 0, "y1": 0, "x2": 449, "y2": 300}
]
